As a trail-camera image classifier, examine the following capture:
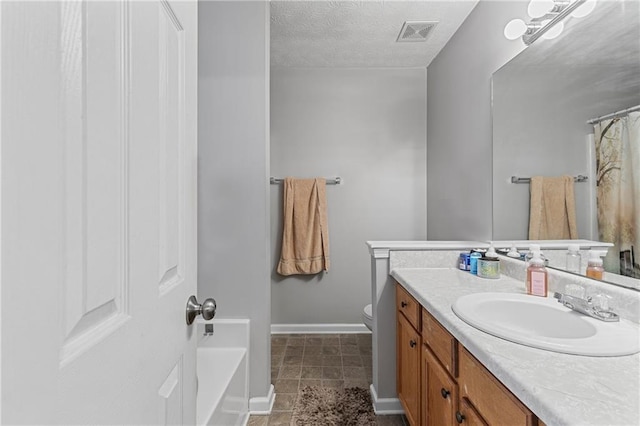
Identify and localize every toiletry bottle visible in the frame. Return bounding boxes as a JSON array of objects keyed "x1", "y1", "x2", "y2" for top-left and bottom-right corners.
[
  {"x1": 507, "y1": 244, "x2": 521, "y2": 258},
  {"x1": 524, "y1": 244, "x2": 541, "y2": 269},
  {"x1": 586, "y1": 250, "x2": 604, "y2": 280},
  {"x1": 566, "y1": 244, "x2": 581, "y2": 273},
  {"x1": 526, "y1": 251, "x2": 548, "y2": 297},
  {"x1": 470, "y1": 251, "x2": 482, "y2": 275}
]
